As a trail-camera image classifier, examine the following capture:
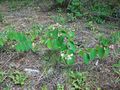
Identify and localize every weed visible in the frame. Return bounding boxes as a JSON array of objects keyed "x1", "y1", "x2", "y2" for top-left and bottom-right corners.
[
  {"x1": 9, "y1": 71, "x2": 27, "y2": 86},
  {"x1": 67, "y1": 0, "x2": 83, "y2": 18},
  {"x1": 57, "y1": 83, "x2": 64, "y2": 90},
  {"x1": 111, "y1": 31, "x2": 120, "y2": 44},
  {"x1": 7, "y1": 30, "x2": 32, "y2": 52},
  {"x1": 67, "y1": 13, "x2": 76, "y2": 22},
  {"x1": 3, "y1": 85, "x2": 11, "y2": 90},
  {"x1": 0, "y1": 25, "x2": 119, "y2": 65},
  {"x1": 86, "y1": 21, "x2": 97, "y2": 31},
  {"x1": 0, "y1": 70, "x2": 6, "y2": 83},
  {"x1": 42, "y1": 25, "x2": 76, "y2": 65},
  {"x1": 68, "y1": 71, "x2": 90, "y2": 90},
  {"x1": 51, "y1": 14, "x2": 66, "y2": 25},
  {"x1": 113, "y1": 60, "x2": 120, "y2": 68},
  {"x1": 41, "y1": 84, "x2": 48, "y2": 90},
  {"x1": 112, "y1": 60, "x2": 120, "y2": 83}
]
